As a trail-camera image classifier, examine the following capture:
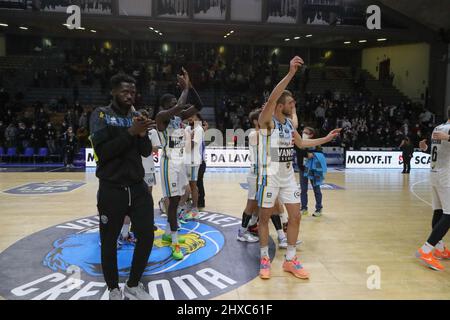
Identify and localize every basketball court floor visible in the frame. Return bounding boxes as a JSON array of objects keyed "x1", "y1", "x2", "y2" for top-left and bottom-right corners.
[{"x1": 0, "y1": 167, "x2": 449, "y2": 300}]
